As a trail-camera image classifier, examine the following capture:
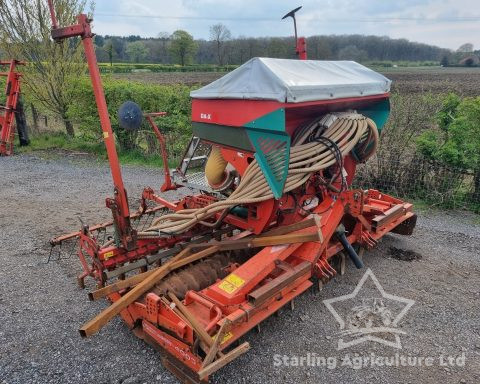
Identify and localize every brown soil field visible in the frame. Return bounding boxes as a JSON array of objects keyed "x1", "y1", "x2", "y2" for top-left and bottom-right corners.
[
  {"x1": 385, "y1": 67, "x2": 480, "y2": 96},
  {"x1": 113, "y1": 67, "x2": 480, "y2": 96}
]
